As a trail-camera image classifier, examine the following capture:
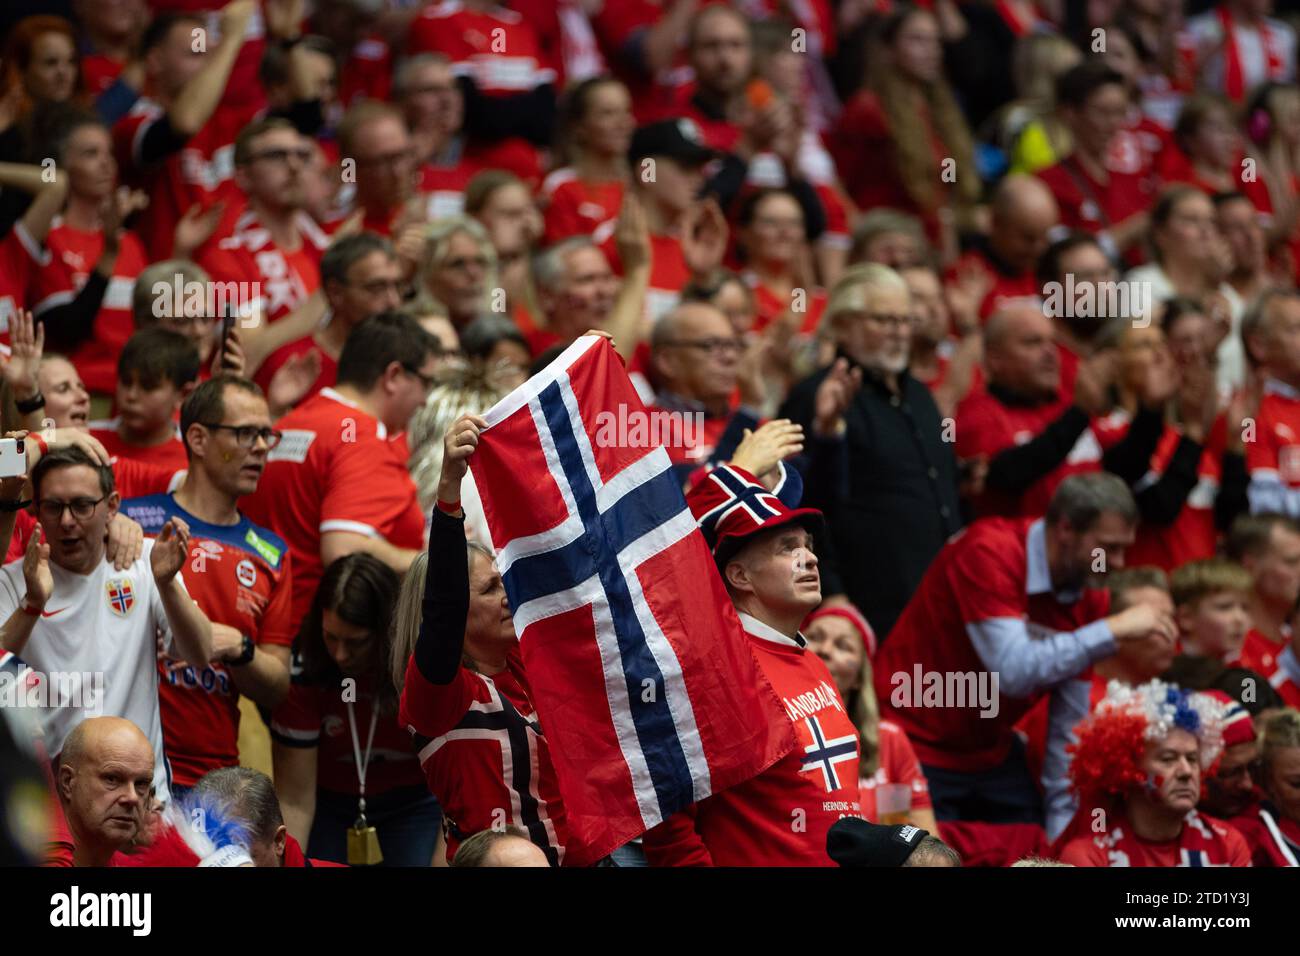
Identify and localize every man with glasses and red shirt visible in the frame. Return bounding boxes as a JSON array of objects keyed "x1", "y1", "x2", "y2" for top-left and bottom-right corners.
[
  {"x1": 121, "y1": 375, "x2": 293, "y2": 799},
  {"x1": 198, "y1": 119, "x2": 329, "y2": 330}
]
